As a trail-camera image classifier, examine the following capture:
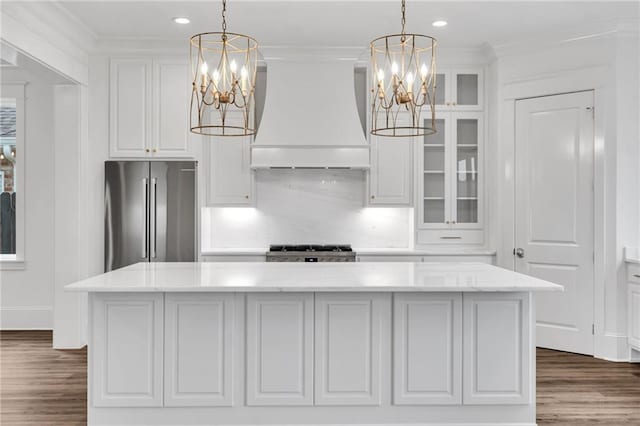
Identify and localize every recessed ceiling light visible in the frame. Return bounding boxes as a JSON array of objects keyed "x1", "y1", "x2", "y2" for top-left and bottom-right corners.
[
  {"x1": 432, "y1": 20, "x2": 447, "y2": 27},
  {"x1": 173, "y1": 17, "x2": 190, "y2": 24}
]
